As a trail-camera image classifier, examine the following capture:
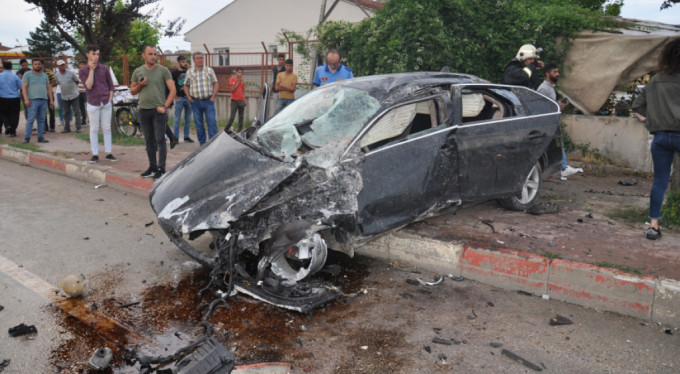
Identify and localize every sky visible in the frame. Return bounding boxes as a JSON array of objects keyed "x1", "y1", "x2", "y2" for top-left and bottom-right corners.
[{"x1": 0, "y1": 0, "x2": 677, "y2": 53}]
